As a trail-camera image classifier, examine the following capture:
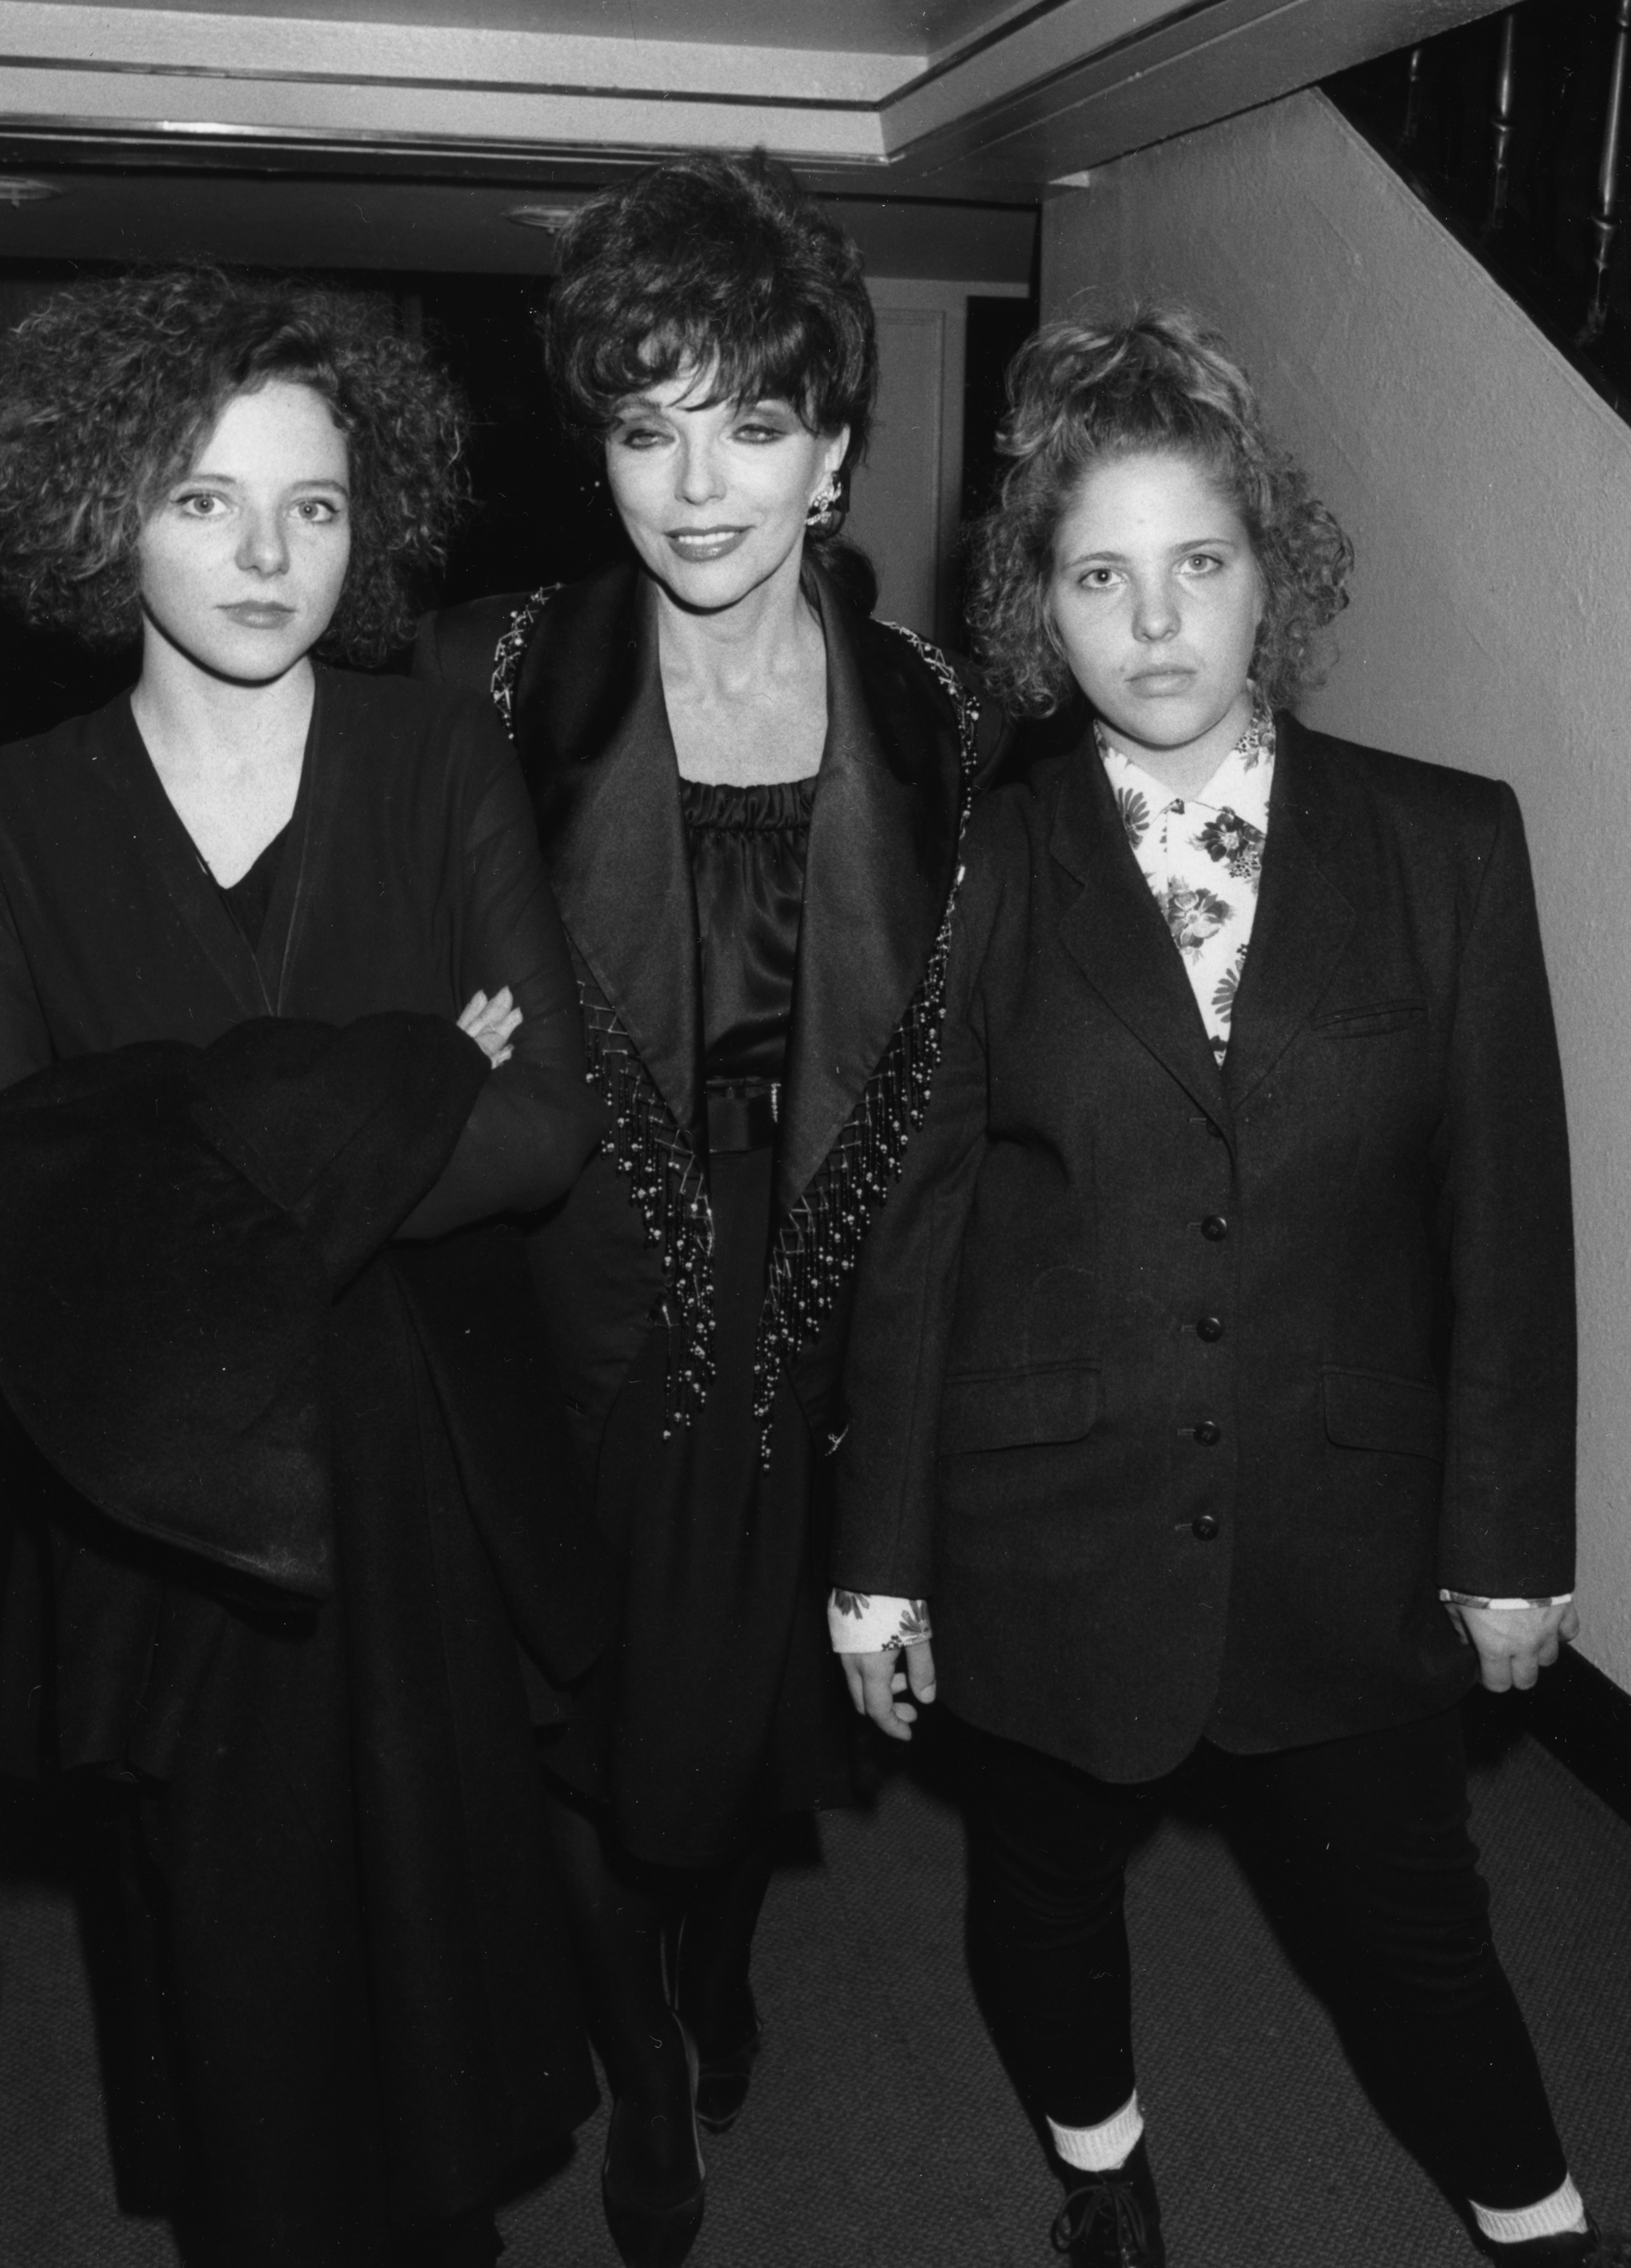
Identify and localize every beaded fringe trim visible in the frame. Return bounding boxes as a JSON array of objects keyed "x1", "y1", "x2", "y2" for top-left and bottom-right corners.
[
  {"x1": 751, "y1": 620, "x2": 981, "y2": 1451},
  {"x1": 489, "y1": 587, "x2": 980, "y2": 1443},
  {"x1": 579, "y1": 978, "x2": 716, "y2": 1436},
  {"x1": 491, "y1": 582, "x2": 561, "y2": 733},
  {"x1": 493, "y1": 583, "x2": 718, "y2": 1433}
]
